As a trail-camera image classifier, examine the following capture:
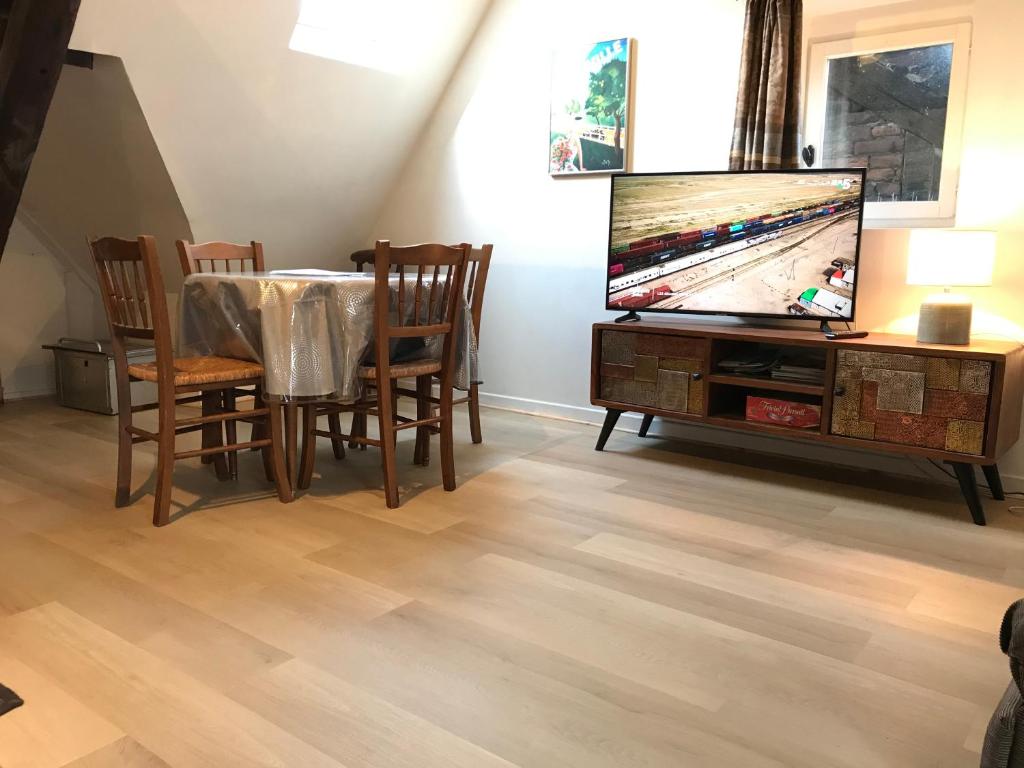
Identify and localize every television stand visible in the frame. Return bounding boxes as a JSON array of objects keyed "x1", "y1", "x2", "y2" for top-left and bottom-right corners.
[
  {"x1": 590, "y1": 318, "x2": 1024, "y2": 525},
  {"x1": 614, "y1": 310, "x2": 642, "y2": 323},
  {"x1": 820, "y1": 320, "x2": 836, "y2": 334}
]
